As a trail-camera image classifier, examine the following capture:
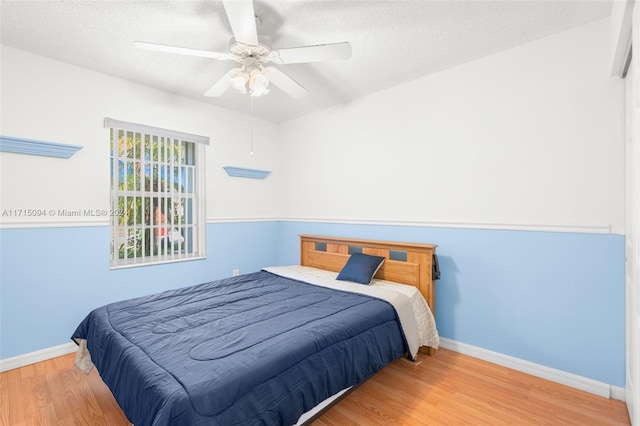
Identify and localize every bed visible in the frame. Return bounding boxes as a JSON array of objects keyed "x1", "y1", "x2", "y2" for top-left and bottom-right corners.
[{"x1": 72, "y1": 235, "x2": 439, "y2": 425}]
